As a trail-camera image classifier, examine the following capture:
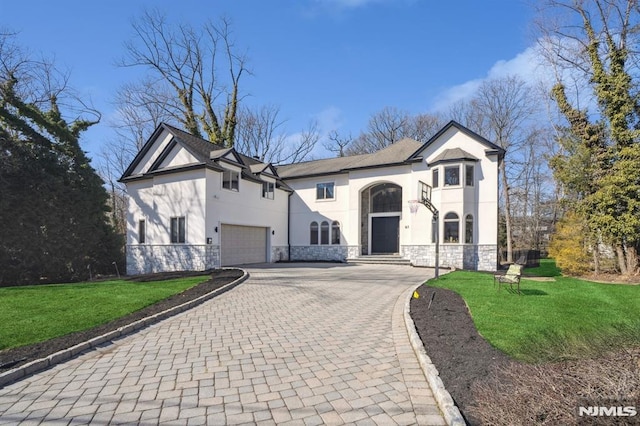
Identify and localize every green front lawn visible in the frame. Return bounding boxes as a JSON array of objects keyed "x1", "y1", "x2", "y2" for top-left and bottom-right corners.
[
  {"x1": 426, "y1": 263, "x2": 640, "y2": 362},
  {"x1": 0, "y1": 276, "x2": 209, "y2": 351}
]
